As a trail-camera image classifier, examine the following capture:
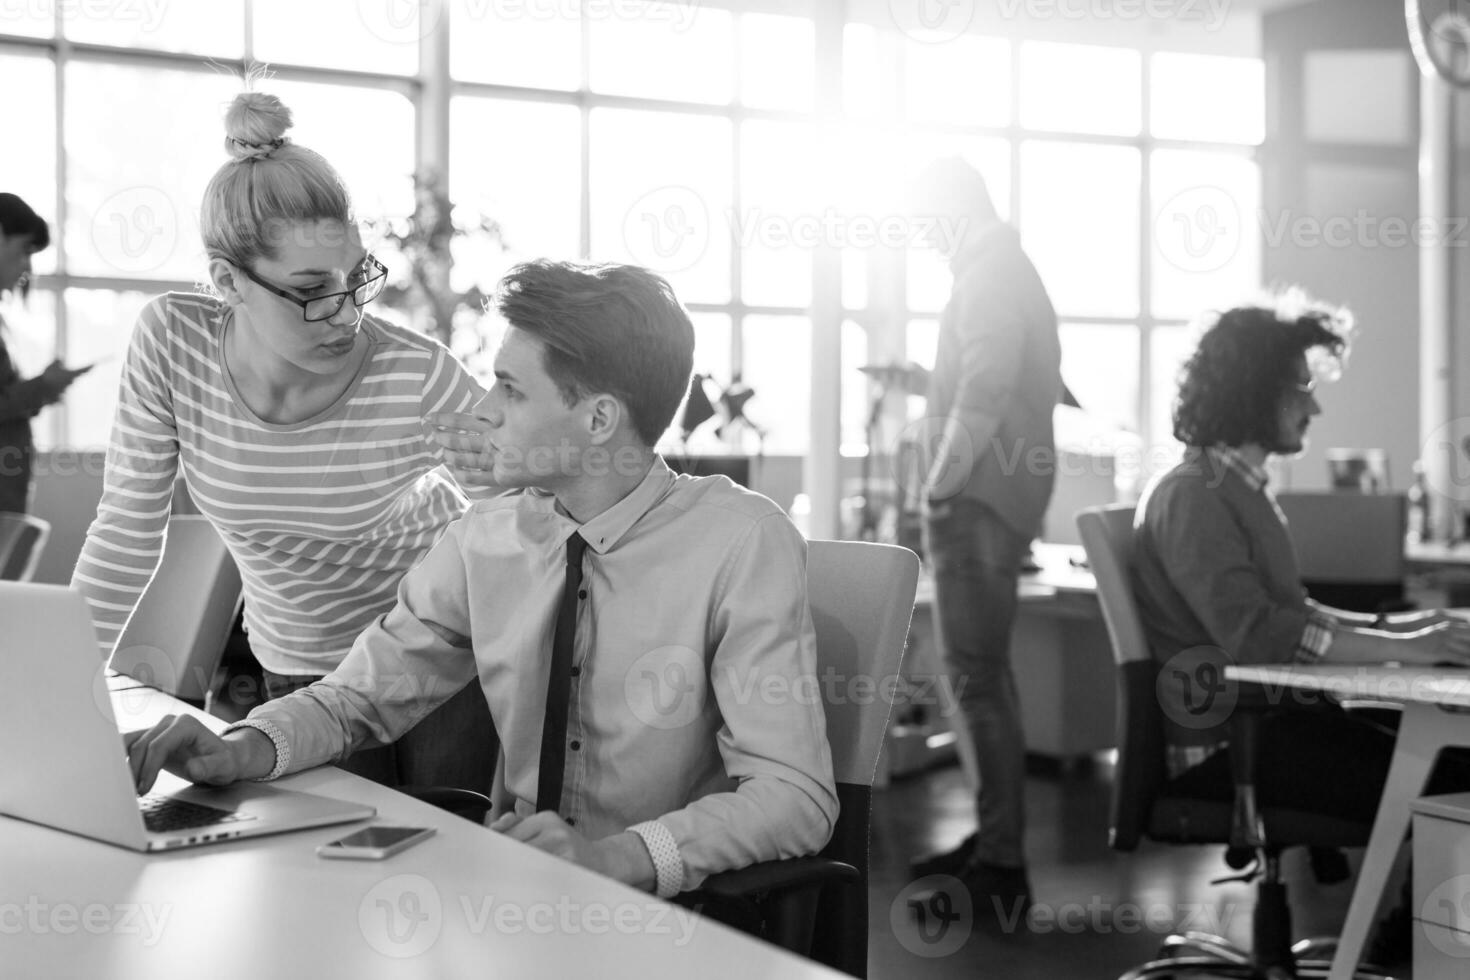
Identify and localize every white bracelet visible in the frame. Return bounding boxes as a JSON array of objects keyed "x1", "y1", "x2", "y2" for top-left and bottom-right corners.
[{"x1": 222, "y1": 719, "x2": 290, "y2": 781}]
